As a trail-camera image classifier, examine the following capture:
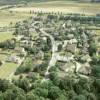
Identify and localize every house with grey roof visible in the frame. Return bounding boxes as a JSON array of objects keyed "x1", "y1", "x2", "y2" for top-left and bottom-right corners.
[{"x1": 66, "y1": 44, "x2": 77, "y2": 54}]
